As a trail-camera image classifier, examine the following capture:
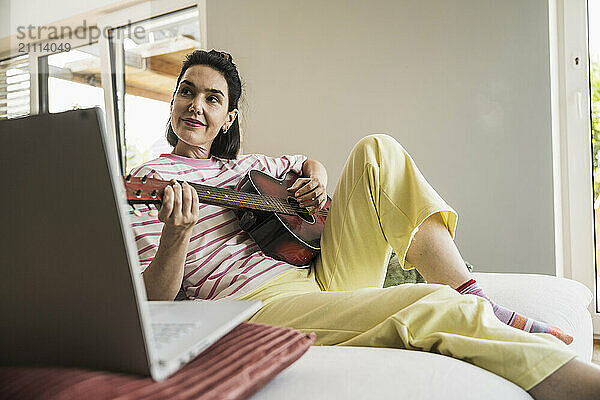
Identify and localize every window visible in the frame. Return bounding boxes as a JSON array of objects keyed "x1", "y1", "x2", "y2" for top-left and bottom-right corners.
[
  {"x1": 553, "y1": 0, "x2": 600, "y2": 337},
  {"x1": 4, "y1": 0, "x2": 206, "y2": 173},
  {"x1": 589, "y1": 0, "x2": 600, "y2": 336},
  {"x1": 592, "y1": 0, "x2": 600, "y2": 307},
  {"x1": 37, "y1": 42, "x2": 104, "y2": 114},
  {"x1": 0, "y1": 54, "x2": 30, "y2": 119},
  {"x1": 48, "y1": 43, "x2": 104, "y2": 114},
  {"x1": 108, "y1": 6, "x2": 202, "y2": 174}
]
